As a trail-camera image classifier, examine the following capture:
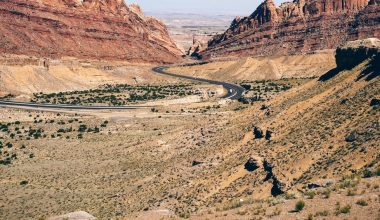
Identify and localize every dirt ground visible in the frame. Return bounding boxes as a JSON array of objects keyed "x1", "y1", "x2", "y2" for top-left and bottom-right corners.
[
  {"x1": 168, "y1": 51, "x2": 336, "y2": 82},
  {"x1": 0, "y1": 55, "x2": 379, "y2": 220}
]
